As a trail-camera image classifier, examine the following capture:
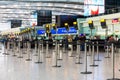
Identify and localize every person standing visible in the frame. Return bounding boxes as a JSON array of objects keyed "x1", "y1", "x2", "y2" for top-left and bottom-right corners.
[{"x1": 73, "y1": 35, "x2": 79, "y2": 50}]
